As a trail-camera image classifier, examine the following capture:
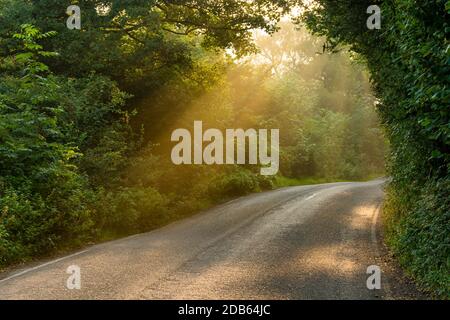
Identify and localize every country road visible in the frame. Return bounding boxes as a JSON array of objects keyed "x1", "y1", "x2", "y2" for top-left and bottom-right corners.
[{"x1": 0, "y1": 179, "x2": 420, "y2": 300}]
